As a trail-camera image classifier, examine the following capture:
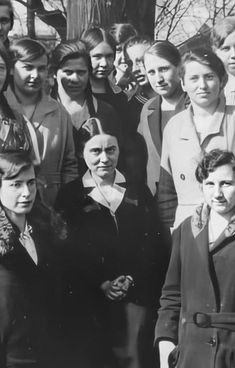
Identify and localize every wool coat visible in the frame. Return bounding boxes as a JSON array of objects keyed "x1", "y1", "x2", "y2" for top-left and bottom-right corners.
[
  {"x1": 155, "y1": 204, "x2": 235, "y2": 368},
  {"x1": 138, "y1": 93, "x2": 189, "y2": 195},
  {"x1": 5, "y1": 88, "x2": 78, "y2": 206},
  {"x1": 158, "y1": 98, "x2": 235, "y2": 229}
]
